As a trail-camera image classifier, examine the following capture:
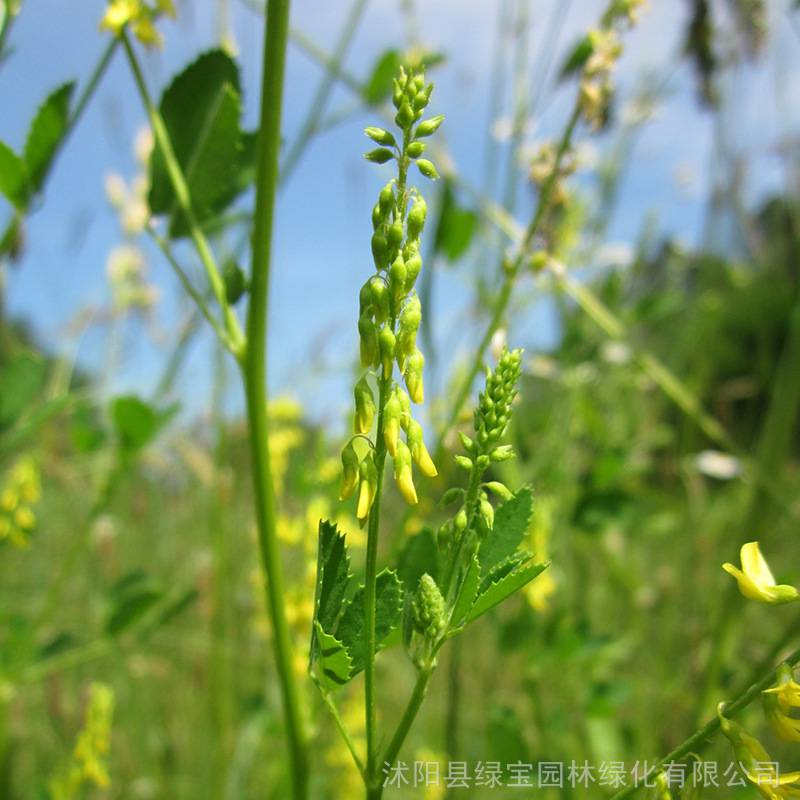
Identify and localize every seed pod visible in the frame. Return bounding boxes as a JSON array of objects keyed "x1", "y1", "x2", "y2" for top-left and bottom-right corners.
[
  {"x1": 368, "y1": 276, "x2": 390, "y2": 323},
  {"x1": 407, "y1": 197, "x2": 427, "y2": 239},
  {"x1": 356, "y1": 454, "x2": 378, "y2": 521},
  {"x1": 415, "y1": 115, "x2": 445, "y2": 138},
  {"x1": 416, "y1": 159, "x2": 440, "y2": 180},
  {"x1": 412, "y1": 574, "x2": 446, "y2": 639},
  {"x1": 371, "y1": 231, "x2": 388, "y2": 269},
  {"x1": 364, "y1": 148, "x2": 395, "y2": 164},
  {"x1": 407, "y1": 141, "x2": 426, "y2": 158},
  {"x1": 340, "y1": 441, "x2": 360, "y2": 500},
  {"x1": 393, "y1": 440, "x2": 418, "y2": 505},
  {"x1": 404, "y1": 349, "x2": 425, "y2": 403},
  {"x1": 379, "y1": 326, "x2": 396, "y2": 379},
  {"x1": 358, "y1": 315, "x2": 378, "y2": 367},
  {"x1": 383, "y1": 389, "x2": 403, "y2": 457},
  {"x1": 406, "y1": 418, "x2": 437, "y2": 477},
  {"x1": 389, "y1": 255, "x2": 407, "y2": 302},
  {"x1": 353, "y1": 375, "x2": 375, "y2": 434},
  {"x1": 365, "y1": 126, "x2": 396, "y2": 147}
]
